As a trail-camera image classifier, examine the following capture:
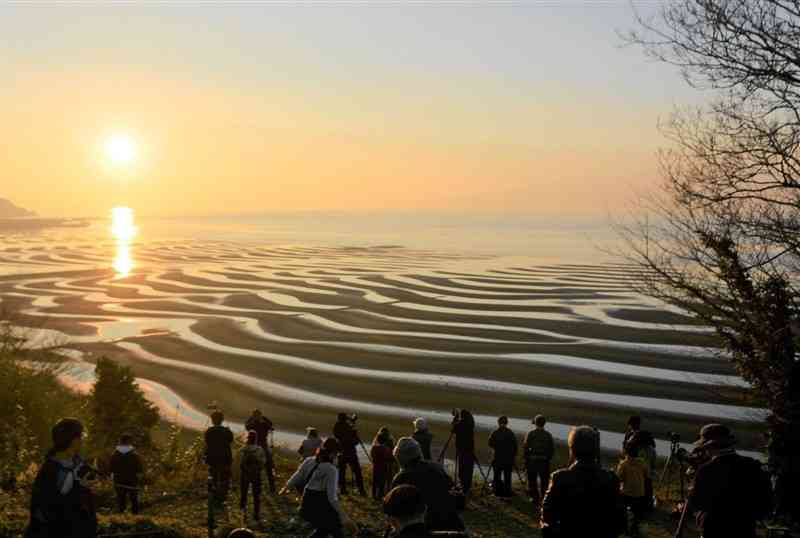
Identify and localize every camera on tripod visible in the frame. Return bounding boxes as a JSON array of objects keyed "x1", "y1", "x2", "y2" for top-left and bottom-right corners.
[{"x1": 668, "y1": 431, "x2": 681, "y2": 444}]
